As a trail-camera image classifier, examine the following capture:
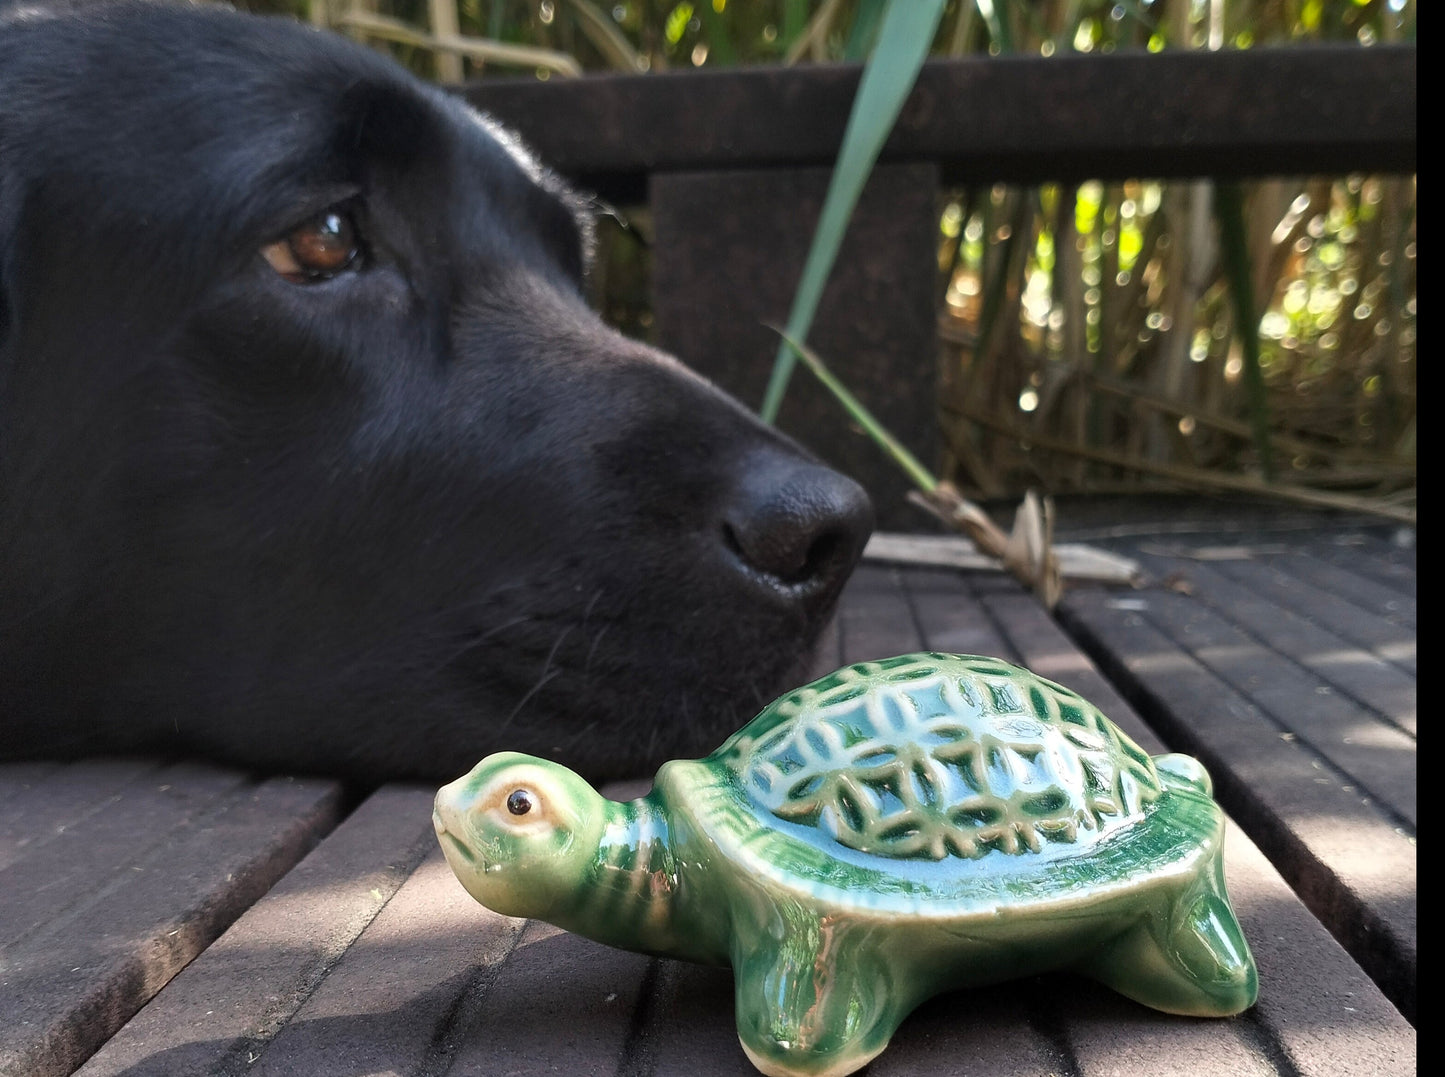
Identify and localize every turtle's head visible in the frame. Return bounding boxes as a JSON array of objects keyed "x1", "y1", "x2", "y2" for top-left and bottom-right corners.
[{"x1": 434, "y1": 751, "x2": 608, "y2": 920}]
